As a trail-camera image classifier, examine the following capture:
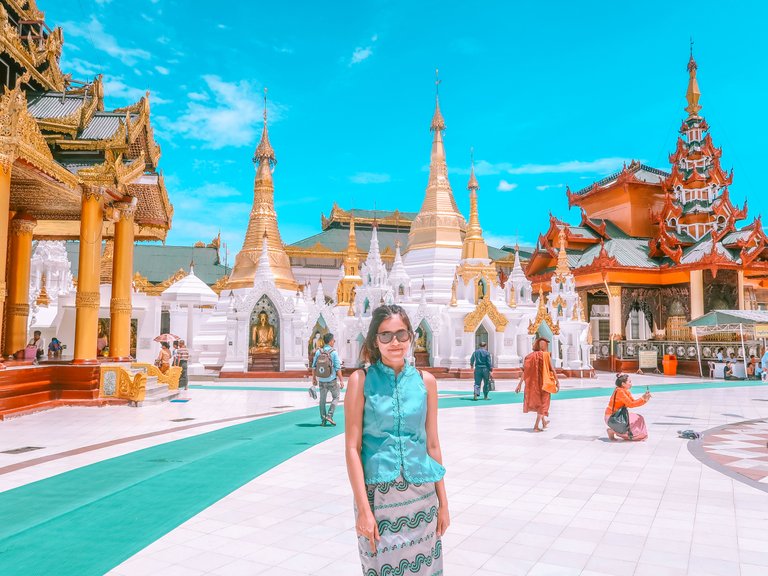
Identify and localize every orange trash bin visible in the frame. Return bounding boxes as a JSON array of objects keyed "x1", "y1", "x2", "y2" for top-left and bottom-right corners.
[{"x1": 662, "y1": 354, "x2": 678, "y2": 376}]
